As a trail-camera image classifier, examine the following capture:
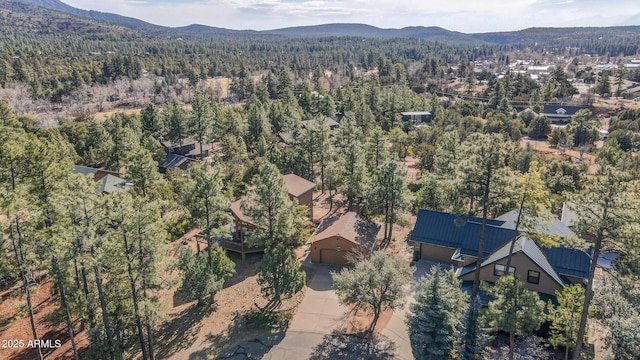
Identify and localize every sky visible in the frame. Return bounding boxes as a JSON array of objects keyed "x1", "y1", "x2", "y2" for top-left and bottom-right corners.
[{"x1": 62, "y1": 0, "x2": 640, "y2": 33}]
